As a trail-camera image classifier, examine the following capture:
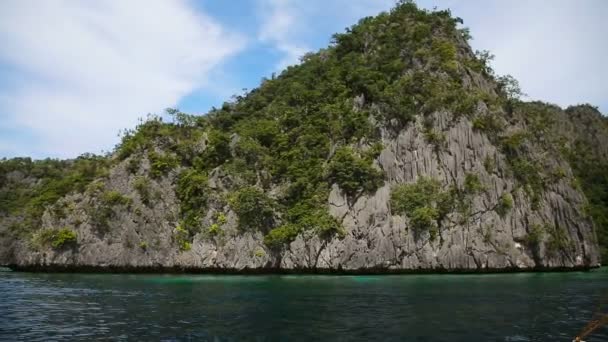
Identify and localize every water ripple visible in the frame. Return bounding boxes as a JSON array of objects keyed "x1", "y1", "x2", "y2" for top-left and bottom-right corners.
[{"x1": 0, "y1": 269, "x2": 607, "y2": 341}]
